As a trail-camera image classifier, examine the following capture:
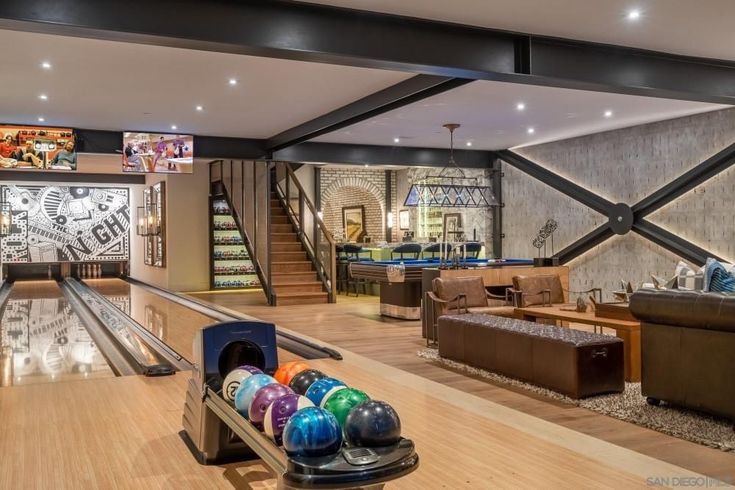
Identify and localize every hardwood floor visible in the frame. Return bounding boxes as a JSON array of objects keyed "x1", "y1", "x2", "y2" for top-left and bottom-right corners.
[{"x1": 189, "y1": 290, "x2": 735, "y2": 482}]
